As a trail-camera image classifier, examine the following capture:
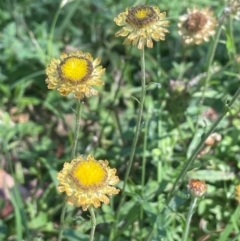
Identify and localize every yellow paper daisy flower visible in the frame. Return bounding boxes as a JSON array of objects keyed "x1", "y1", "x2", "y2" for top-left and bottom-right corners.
[
  {"x1": 57, "y1": 155, "x2": 120, "y2": 211},
  {"x1": 46, "y1": 51, "x2": 105, "y2": 99},
  {"x1": 178, "y1": 7, "x2": 217, "y2": 45},
  {"x1": 114, "y1": 5, "x2": 169, "y2": 49}
]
